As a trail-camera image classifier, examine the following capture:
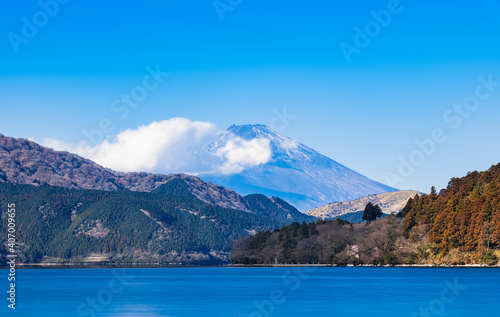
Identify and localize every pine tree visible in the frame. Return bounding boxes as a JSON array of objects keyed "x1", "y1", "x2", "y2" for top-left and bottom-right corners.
[
  {"x1": 431, "y1": 186, "x2": 437, "y2": 196},
  {"x1": 362, "y1": 202, "x2": 383, "y2": 224}
]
